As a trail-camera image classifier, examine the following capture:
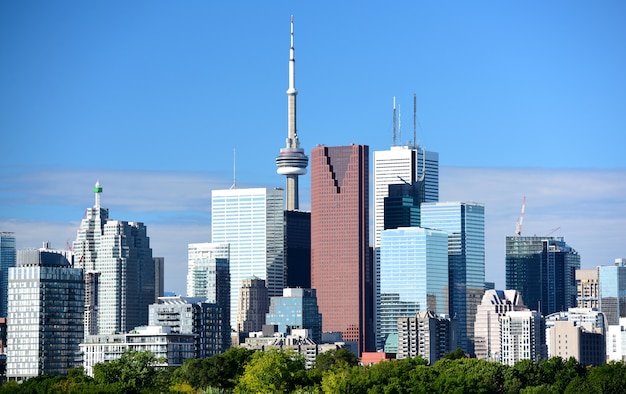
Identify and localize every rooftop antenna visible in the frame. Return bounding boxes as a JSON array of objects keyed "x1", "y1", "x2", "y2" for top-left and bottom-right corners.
[
  {"x1": 230, "y1": 149, "x2": 237, "y2": 189},
  {"x1": 398, "y1": 105, "x2": 402, "y2": 144},
  {"x1": 392, "y1": 96, "x2": 397, "y2": 146},
  {"x1": 413, "y1": 93, "x2": 417, "y2": 148}
]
